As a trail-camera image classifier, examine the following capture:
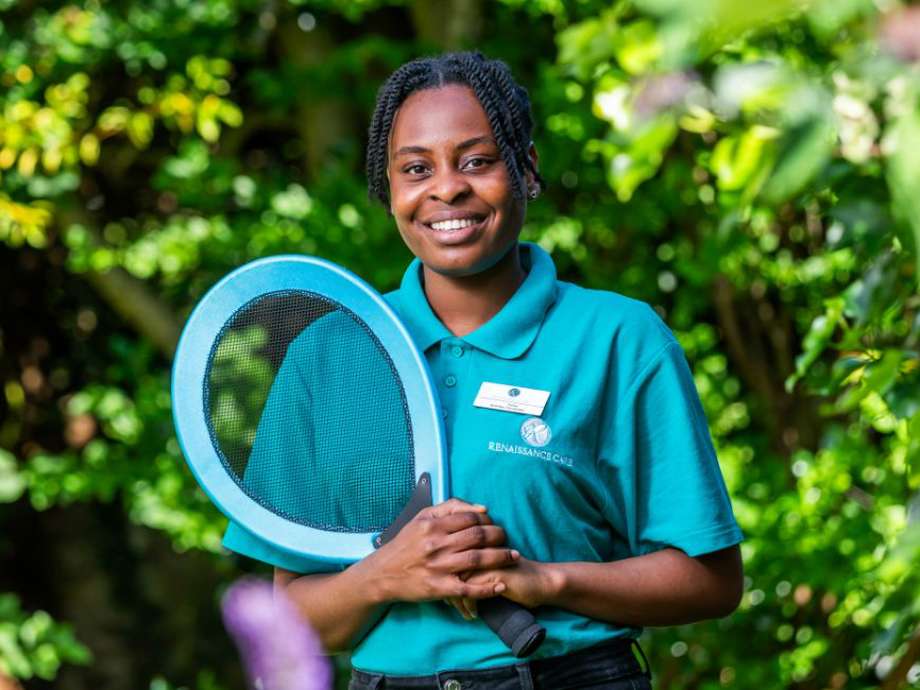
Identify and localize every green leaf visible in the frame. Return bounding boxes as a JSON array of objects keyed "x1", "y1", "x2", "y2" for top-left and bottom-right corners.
[
  {"x1": 864, "y1": 350, "x2": 904, "y2": 397},
  {"x1": 886, "y1": 105, "x2": 920, "y2": 286},
  {"x1": 612, "y1": 20, "x2": 662, "y2": 76},
  {"x1": 843, "y1": 254, "x2": 898, "y2": 325},
  {"x1": 0, "y1": 449, "x2": 25, "y2": 503},
  {"x1": 557, "y1": 11, "x2": 620, "y2": 80},
  {"x1": 711, "y1": 126, "x2": 778, "y2": 196},
  {"x1": 607, "y1": 114, "x2": 678, "y2": 201},
  {"x1": 786, "y1": 298, "x2": 845, "y2": 391},
  {"x1": 761, "y1": 115, "x2": 836, "y2": 203},
  {"x1": 885, "y1": 370, "x2": 920, "y2": 419},
  {"x1": 0, "y1": 623, "x2": 30, "y2": 679}
]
